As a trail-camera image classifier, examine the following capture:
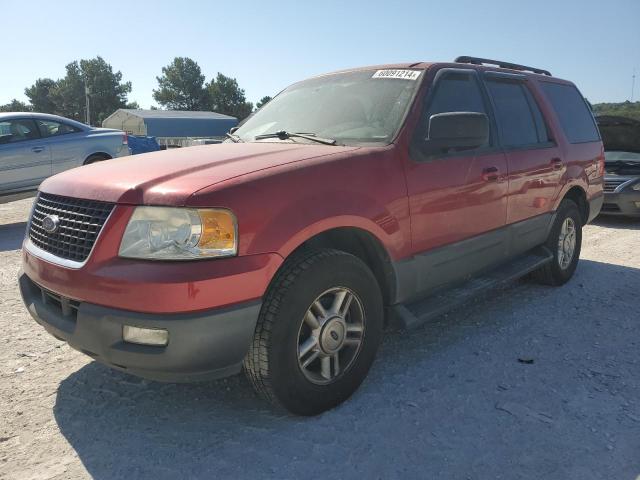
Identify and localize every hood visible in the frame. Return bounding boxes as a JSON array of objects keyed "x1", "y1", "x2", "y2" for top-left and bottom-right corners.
[
  {"x1": 596, "y1": 115, "x2": 640, "y2": 154},
  {"x1": 39, "y1": 142, "x2": 359, "y2": 205}
]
